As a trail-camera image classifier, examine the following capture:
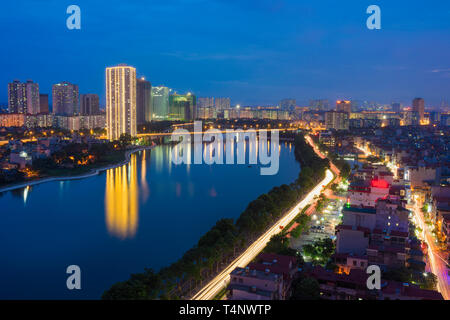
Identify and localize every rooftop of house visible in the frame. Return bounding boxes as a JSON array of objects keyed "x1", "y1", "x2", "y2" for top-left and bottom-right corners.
[
  {"x1": 381, "y1": 281, "x2": 444, "y2": 300},
  {"x1": 307, "y1": 265, "x2": 368, "y2": 286},
  {"x1": 227, "y1": 283, "x2": 275, "y2": 298},
  {"x1": 372, "y1": 229, "x2": 409, "y2": 238},
  {"x1": 349, "y1": 180, "x2": 371, "y2": 188},
  {"x1": 248, "y1": 253, "x2": 297, "y2": 278},
  {"x1": 343, "y1": 206, "x2": 377, "y2": 215},
  {"x1": 231, "y1": 267, "x2": 280, "y2": 282},
  {"x1": 389, "y1": 230, "x2": 409, "y2": 237},
  {"x1": 332, "y1": 253, "x2": 368, "y2": 261},
  {"x1": 367, "y1": 244, "x2": 406, "y2": 254}
]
